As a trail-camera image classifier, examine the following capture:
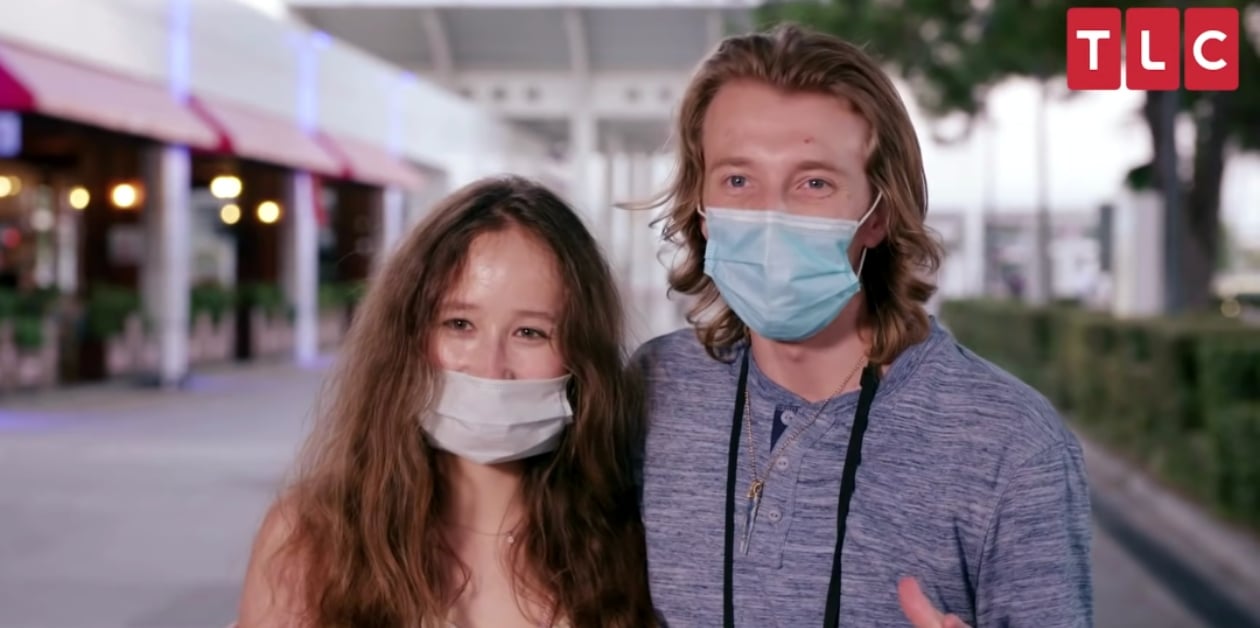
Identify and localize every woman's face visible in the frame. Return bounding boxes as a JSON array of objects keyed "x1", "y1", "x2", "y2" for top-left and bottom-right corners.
[{"x1": 433, "y1": 226, "x2": 567, "y2": 381}]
